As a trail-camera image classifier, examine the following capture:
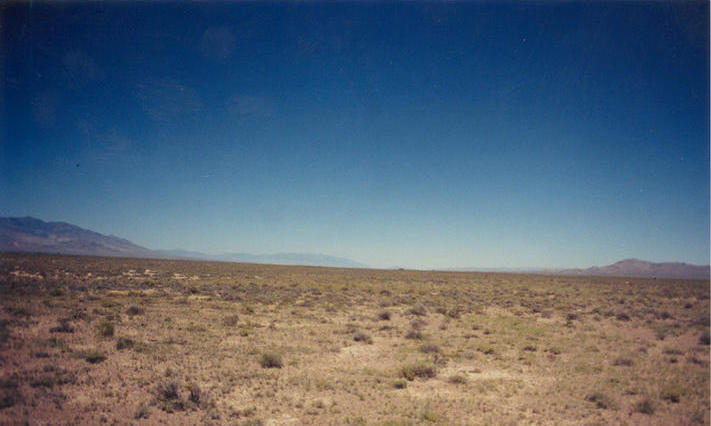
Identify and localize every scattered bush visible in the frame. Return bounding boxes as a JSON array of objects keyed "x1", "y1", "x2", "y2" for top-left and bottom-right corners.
[
  {"x1": 49, "y1": 287, "x2": 64, "y2": 297},
  {"x1": 448, "y1": 375, "x2": 467, "y2": 384},
  {"x1": 50, "y1": 320, "x2": 74, "y2": 333},
  {"x1": 419, "y1": 344, "x2": 440, "y2": 354},
  {"x1": 116, "y1": 337, "x2": 134, "y2": 350},
  {"x1": 400, "y1": 363, "x2": 436, "y2": 381},
  {"x1": 0, "y1": 376, "x2": 20, "y2": 409},
  {"x1": 634, "y1": 398, "x2": 655, "y2": 415},
  {"x1": 378, "y1": 310, "x2": 391, "y2": 321},
  {"x1": 83, "y1": 350, "x2": 107, "y2": 364},
  {"x1": 392, "y1": 379, "x2": 407, "y2": 389},
  {"x1": 223, "y1": 315, "x2": 239, "y2": 326},
  {"x1": 101, "y1": 299, "x2": 119, "y2": 308},
  {"x1": 661, "y1": 388, "x2": 681, "y2": 403},
  {"x1": 0, "y1": 320, "x2": 9, "y2": 347},
  {"x1": 613, "y1": 357, "x2": 633, "y2": 367},
  {"x1": 97, "y1": 321, "x2": 114, "y2": 337},
  {"x1": 6, "y1": 306, "x2": 31, "y2": 317},
  {"x1": 699, "y1": 330, "x2": 710, "y2": 345},
  {"x1": 446, "y1": 309, "x2": 461, "y2": 319},
  {"x1": 155, "y1": 380, "x2": 184, "y2": 412},
  {"x1": 421, "y1": 403, "x2": 442, "y2": 423},
  {"x1": 353, "y1": 331, "x2": 373, "y2": 344},
  {"x1": 586, "y1": 392, "x2": 615, "y2": 409},
  {"x1": 134, "y1": 402, "x2": 150, "y2": 419},
  {"x1": 405, "y1": 329, "x2": 424, "y2": 340},
  {"x1": 259, "y1": 352, "x2": 283, "y2": 369},
  {"x1": 126, "y1": 305, "x2": 144, "y2": 316},
  {"x1": 615, "y1": 312, "x2": 631, "y2": 321},
  {"x1": 408, "y1": 303, "x2": 427, "y2": 316},
  {"x1": 188, "y1": 383, "x2": 202, "y2": 405},
  {"x1": 566, "y1": 313, "x2": 579, "y2": 321}
]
